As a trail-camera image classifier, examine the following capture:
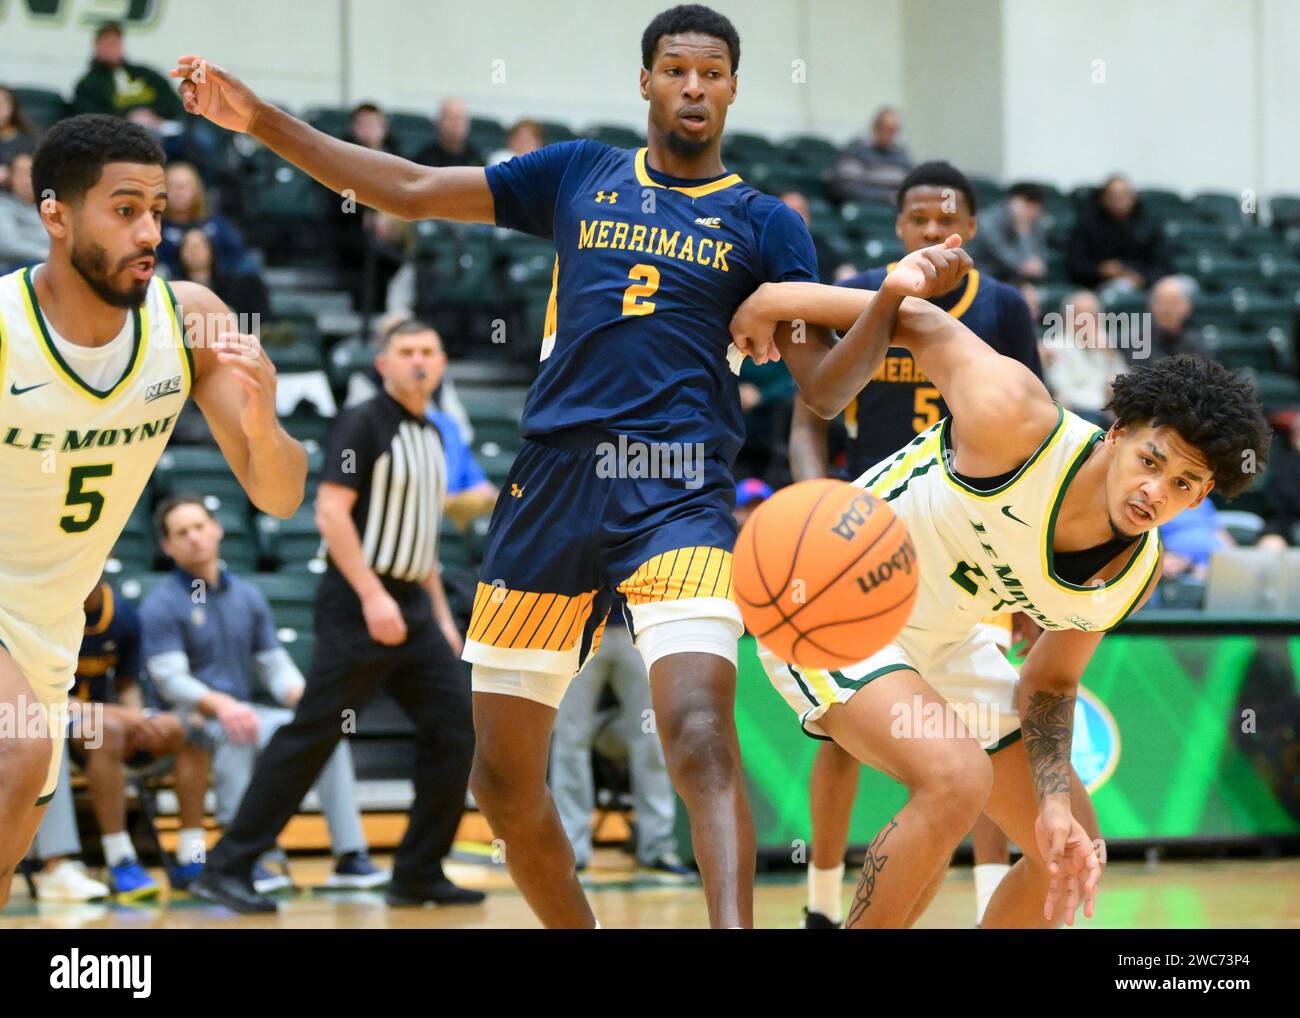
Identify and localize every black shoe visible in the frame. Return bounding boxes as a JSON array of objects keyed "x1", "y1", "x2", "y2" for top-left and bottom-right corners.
[
  {"x1": 190, "y1": 870, "x2": 278, "y2": 914},
  {"x1": 802, "y1": 908, "x2": 841, "y2": 929},
  {"x1": 385, "y1": 879, "x2": 486, "y2": 907}
]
